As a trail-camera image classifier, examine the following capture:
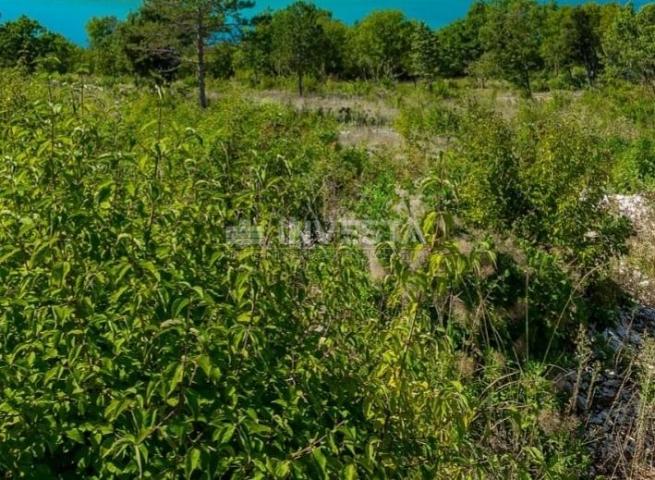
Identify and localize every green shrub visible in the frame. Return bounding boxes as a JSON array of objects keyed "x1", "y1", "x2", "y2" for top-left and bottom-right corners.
[
  {"x1": 447, "y1": 104, "x2": 631, "y2": 272},
  {"x1": 612, "y1": 136, "x2": 655, "y2": 192},
  {"x1": 0, "y1": 75, "x2": 590, "y2": 479}
]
